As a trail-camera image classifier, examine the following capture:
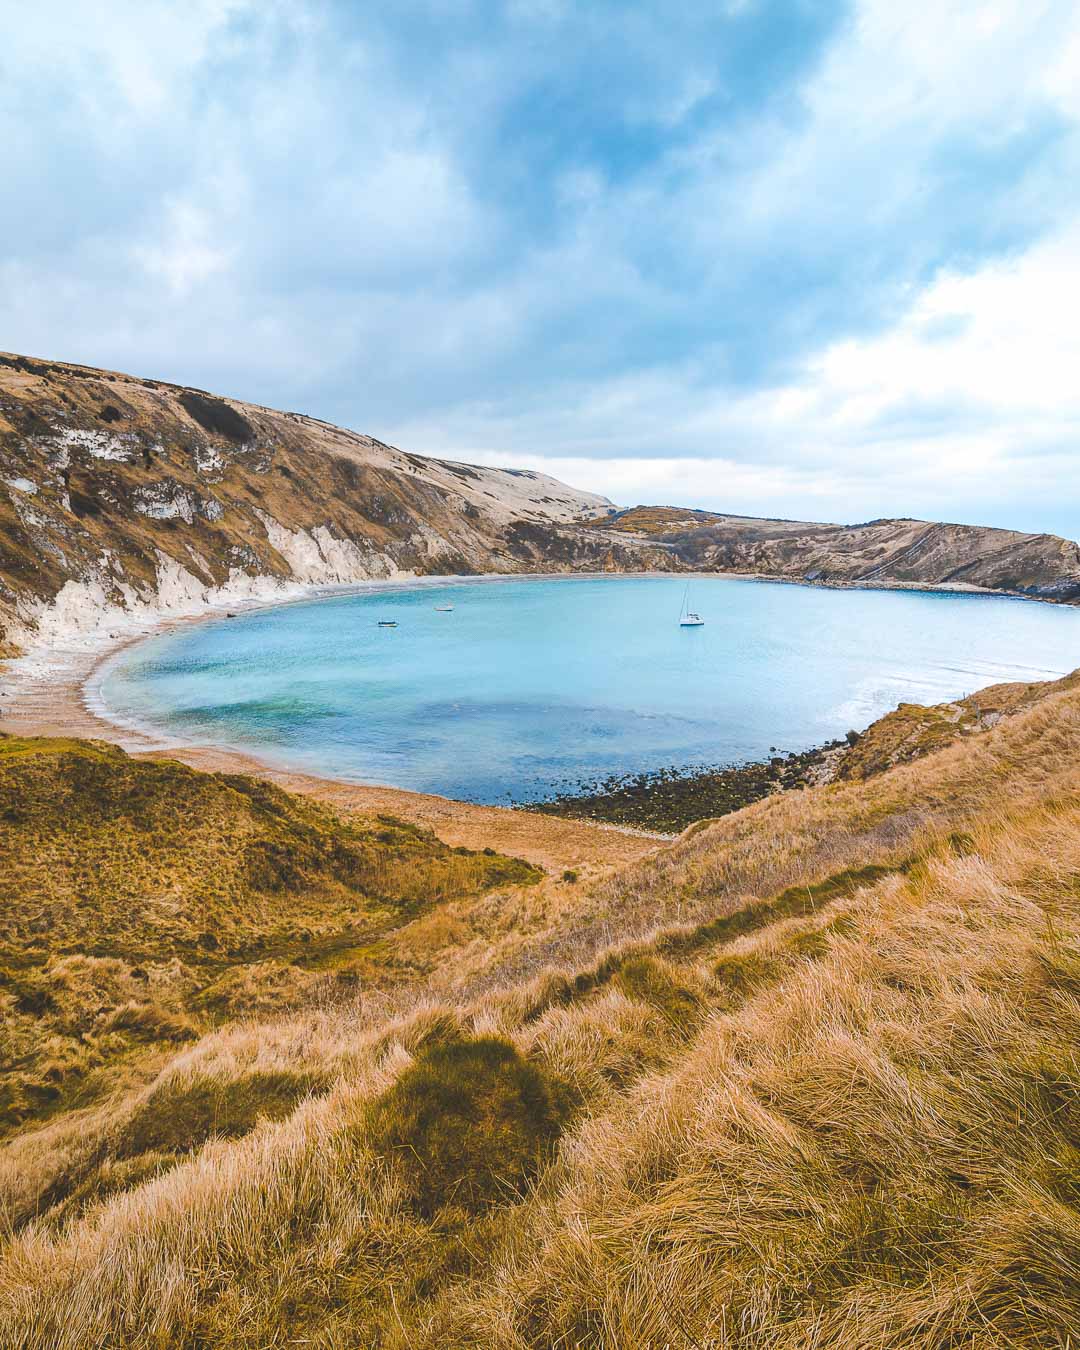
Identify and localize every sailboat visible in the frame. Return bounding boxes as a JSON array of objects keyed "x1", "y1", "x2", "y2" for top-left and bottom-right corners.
[{"x1": 678, "y1": 582, "x2": 705, "y2": 627}]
